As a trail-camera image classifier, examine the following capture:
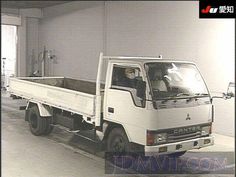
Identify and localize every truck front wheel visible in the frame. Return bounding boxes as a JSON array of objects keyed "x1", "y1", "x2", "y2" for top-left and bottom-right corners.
[
  {"x1": 28, "y1": 106, "x2": 52, "y2": 136},
  {"x1": 107, "y1": 128, "x2": 130, "y2": 153}
]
